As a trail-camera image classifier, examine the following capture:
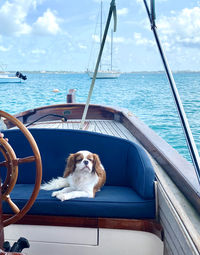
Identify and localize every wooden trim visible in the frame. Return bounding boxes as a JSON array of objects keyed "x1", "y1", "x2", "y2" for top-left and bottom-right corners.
[
  {"x1": 98, "y1": 218, "x2": 162, "y2": 239},
  {"x1": 0, "y1": 182, "x2": 4, "y2": 249},
  {"x1": 0, "y1": 253, "x2": 26, "y2": 255},
  {"x1": 0, "y1": 221, "x2": 3, "y2": 249},
  {"x1": 3, "y1": 214, "x2": 163, "y2": 239},
  {"x1": 16, "y1": 103, "x2": 118, "y2": 122},
  {"x1": 4, "y1": 104, "x2": 121, "y2": 128},
  {"x1": 3, "y1": 215, "x2": 98, "y2": 228}
]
